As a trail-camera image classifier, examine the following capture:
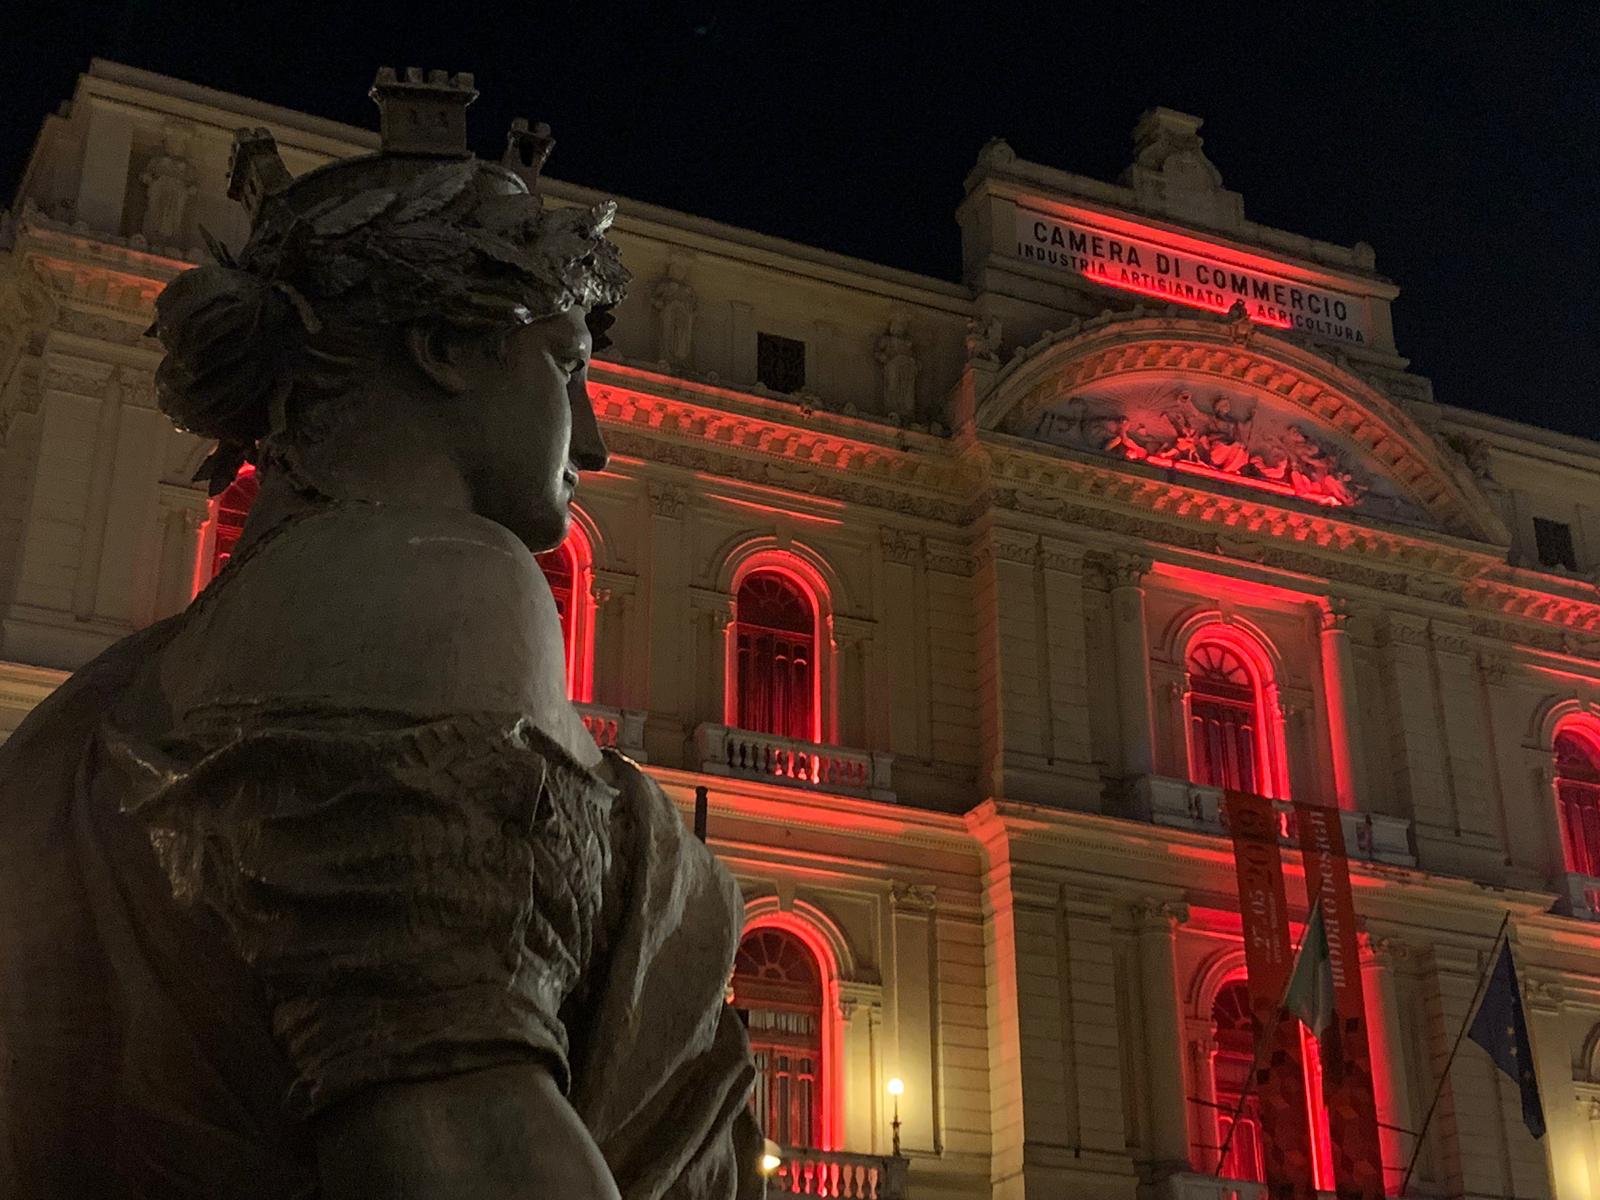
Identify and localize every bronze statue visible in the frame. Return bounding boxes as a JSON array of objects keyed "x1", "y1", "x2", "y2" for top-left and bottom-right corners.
[{"x1": 0, "y1": 69, "x2": 761, "y2": 1200}]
